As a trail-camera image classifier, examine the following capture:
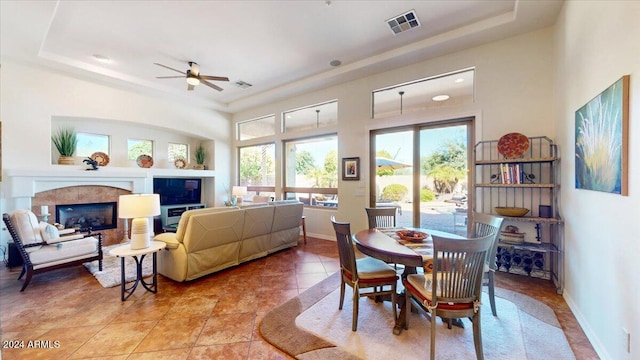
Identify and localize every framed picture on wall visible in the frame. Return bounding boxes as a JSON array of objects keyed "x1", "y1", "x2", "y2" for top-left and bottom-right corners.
[
  {"x1": 342, "y1": 157, "x2": 360, "y2": 181},
  {"x1": 575, "y1": 74, "x2": 630, "y2": 195}
]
